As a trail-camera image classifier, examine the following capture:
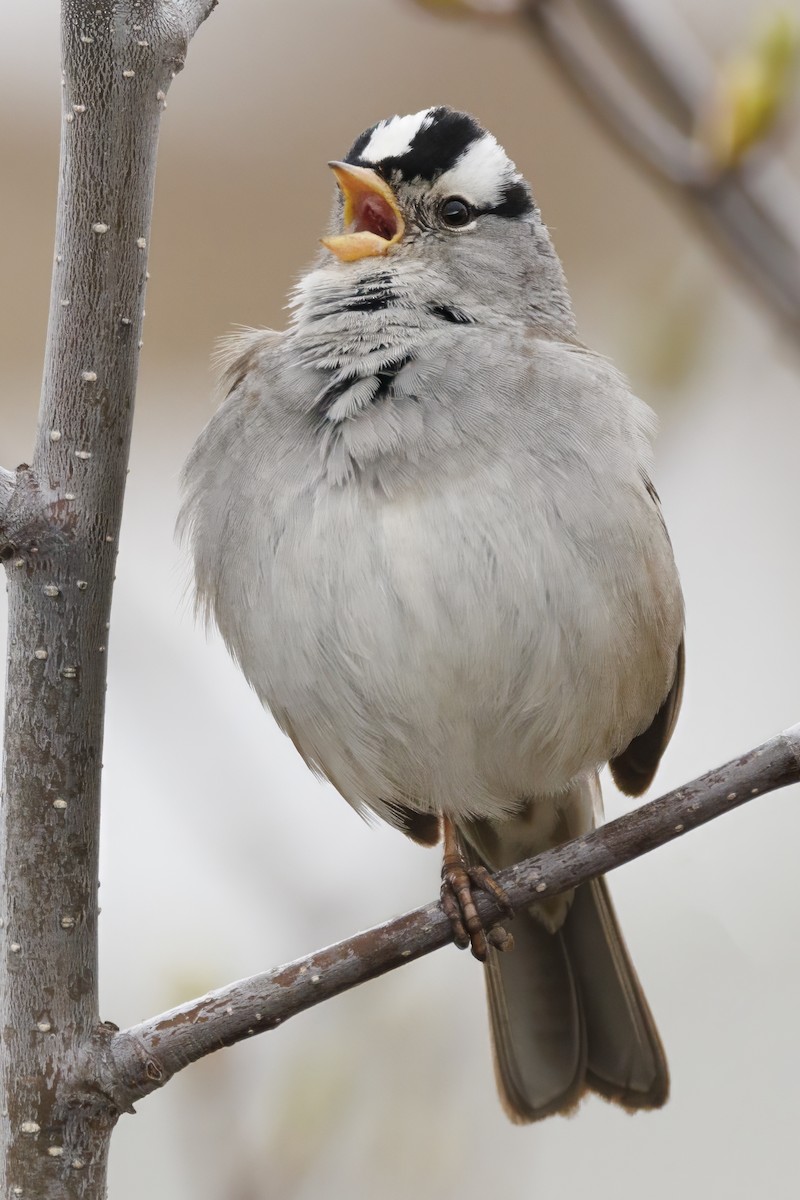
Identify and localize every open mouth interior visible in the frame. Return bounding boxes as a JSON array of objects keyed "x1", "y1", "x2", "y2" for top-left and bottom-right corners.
[
  {"x1": 350, "y1": 193, "x2": 399, "y2": 242},
  {"x1": 322, "y1": 164, "x2": 405, "y2": 260}
]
